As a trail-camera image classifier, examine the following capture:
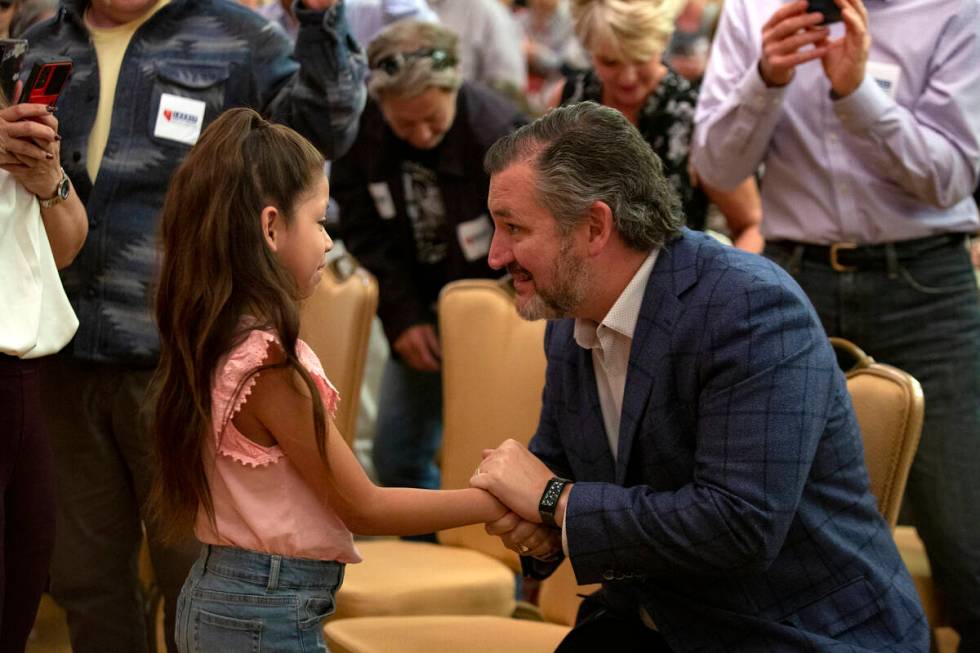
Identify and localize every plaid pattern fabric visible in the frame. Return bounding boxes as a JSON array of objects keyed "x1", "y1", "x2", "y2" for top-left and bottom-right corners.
[{"x1": 529, "y1": 230, "x2": 928, "y2": 651}]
